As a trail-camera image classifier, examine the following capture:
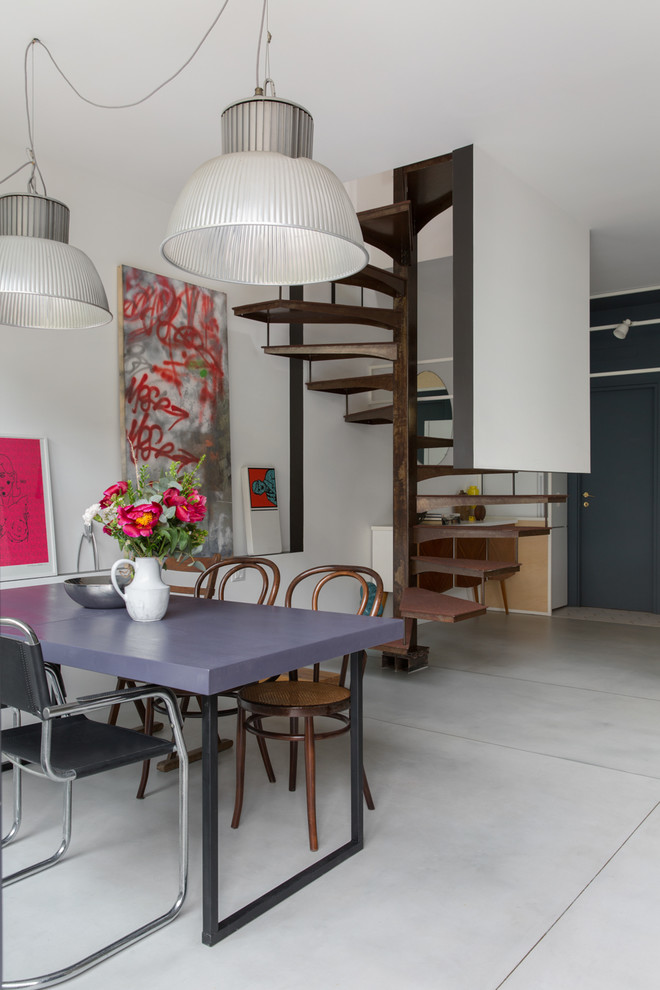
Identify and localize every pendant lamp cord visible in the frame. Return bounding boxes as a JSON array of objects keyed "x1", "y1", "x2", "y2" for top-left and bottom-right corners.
[
  {"x1": 0, "y1": 0, "x2": 252, "y2": 191},
  {"x1": 255, "y1": 0, "x2": 274, "y2": 93}
]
